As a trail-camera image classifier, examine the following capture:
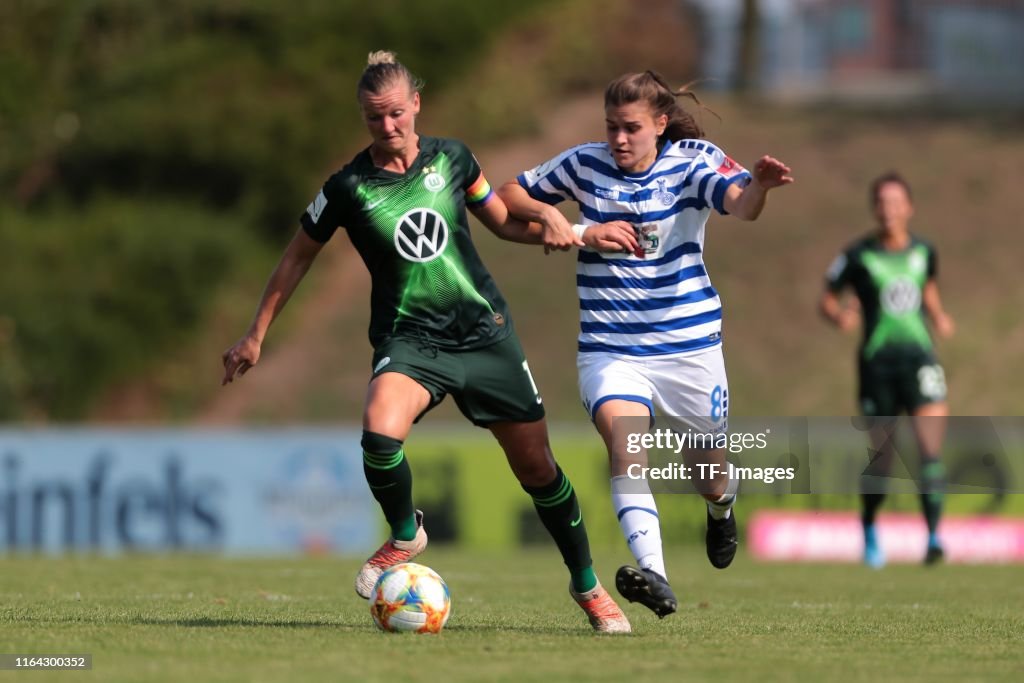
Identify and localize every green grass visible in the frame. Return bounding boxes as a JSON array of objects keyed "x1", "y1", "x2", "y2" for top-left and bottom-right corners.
[{"x1": 2, "y1": 549, "x2": 1022, "y2": 682}]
